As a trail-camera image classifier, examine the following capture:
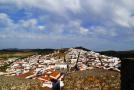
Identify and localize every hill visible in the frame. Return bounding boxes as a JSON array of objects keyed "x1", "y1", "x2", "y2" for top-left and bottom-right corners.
[{"x1": 99, "y1": 50, "x2": 134, "y2": 59}]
